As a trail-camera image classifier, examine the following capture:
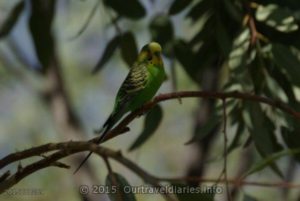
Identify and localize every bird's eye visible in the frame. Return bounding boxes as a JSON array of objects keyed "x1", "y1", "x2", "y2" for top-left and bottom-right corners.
[{"x1": 148, "y1": 55, "x2": 153, "y2": 61}]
